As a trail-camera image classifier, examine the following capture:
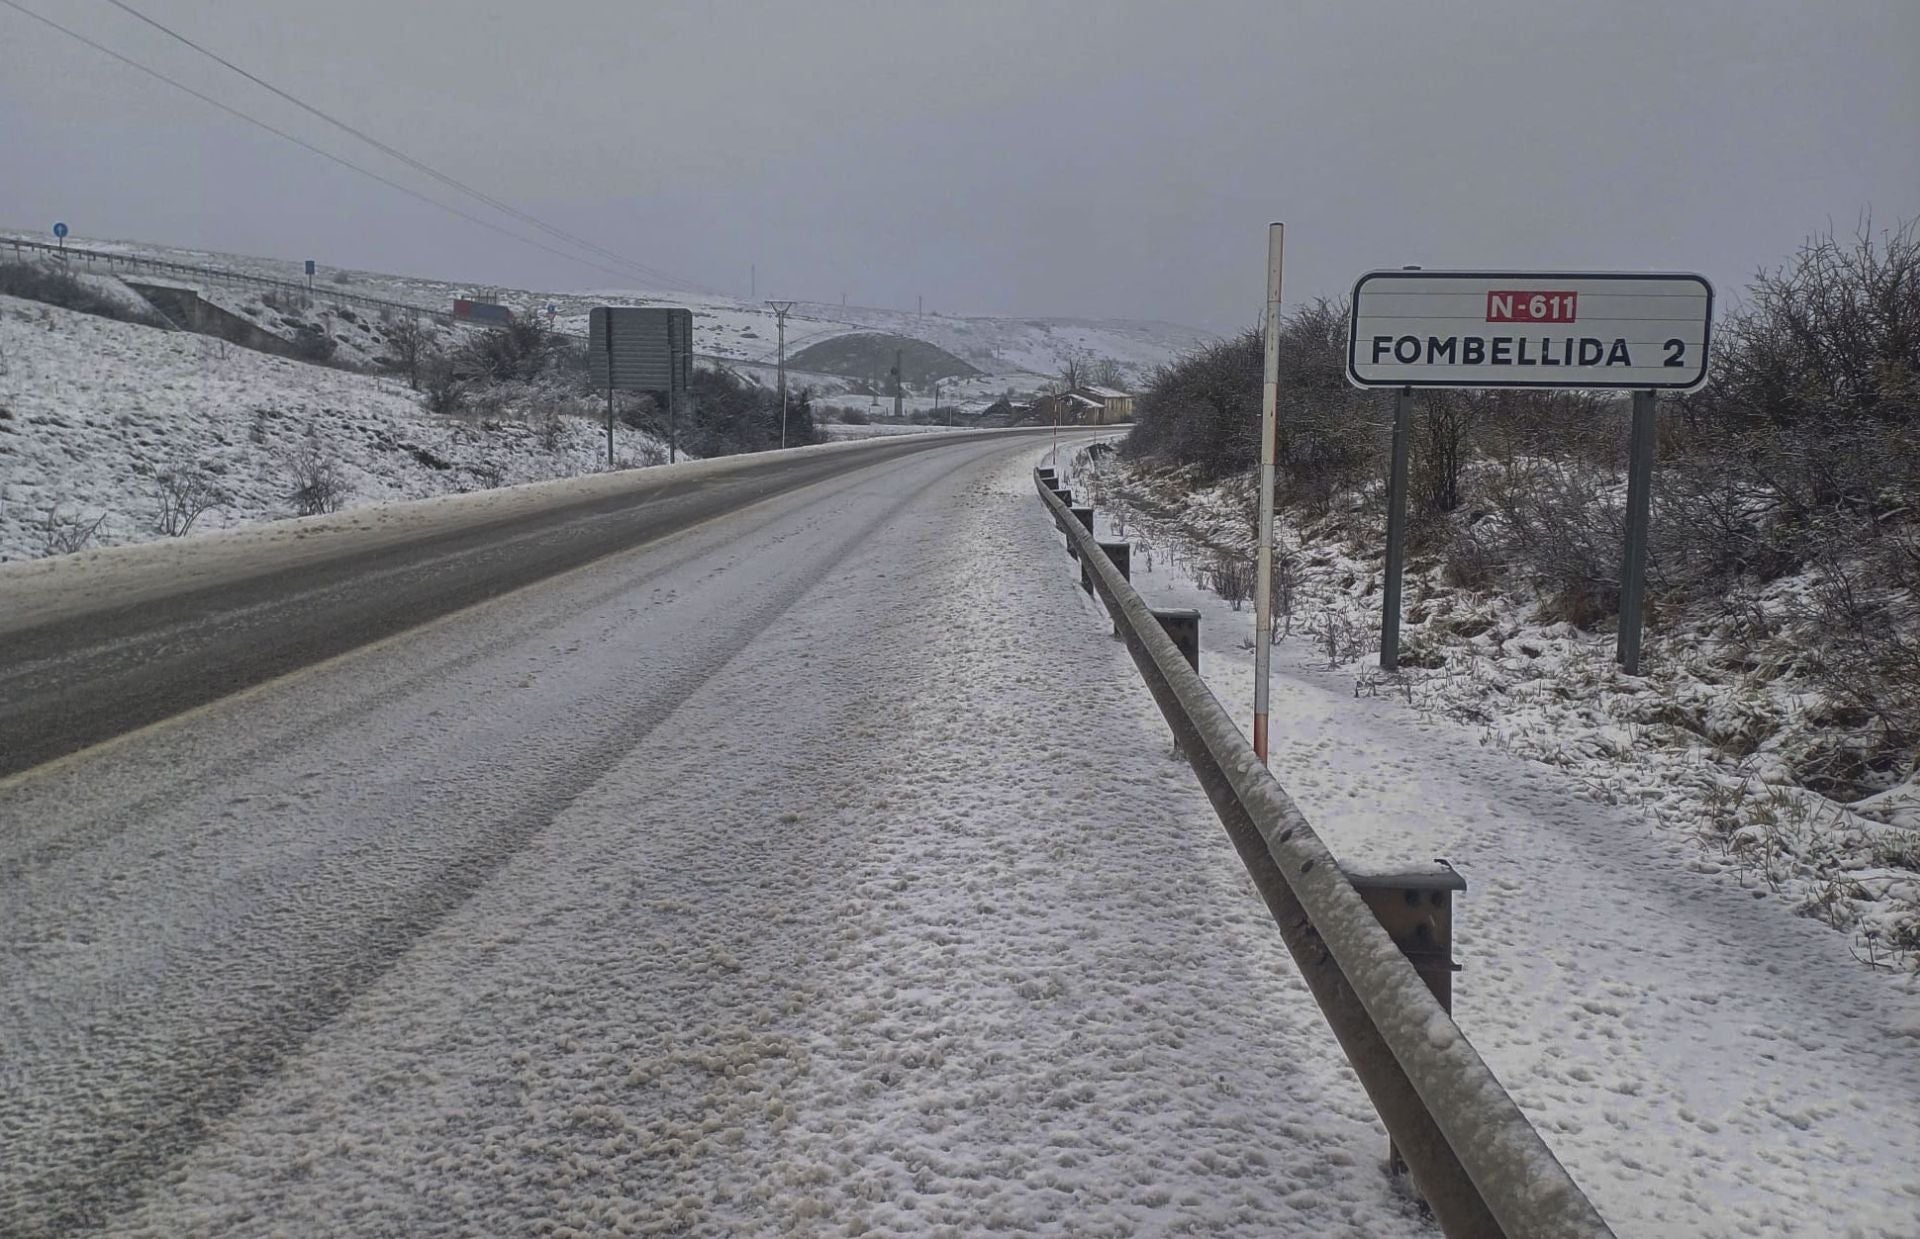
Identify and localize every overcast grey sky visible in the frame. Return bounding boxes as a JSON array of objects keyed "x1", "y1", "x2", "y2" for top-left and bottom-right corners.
[{"x1": 4, "y1": 0, "x2": 1916, "y2": 331}]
